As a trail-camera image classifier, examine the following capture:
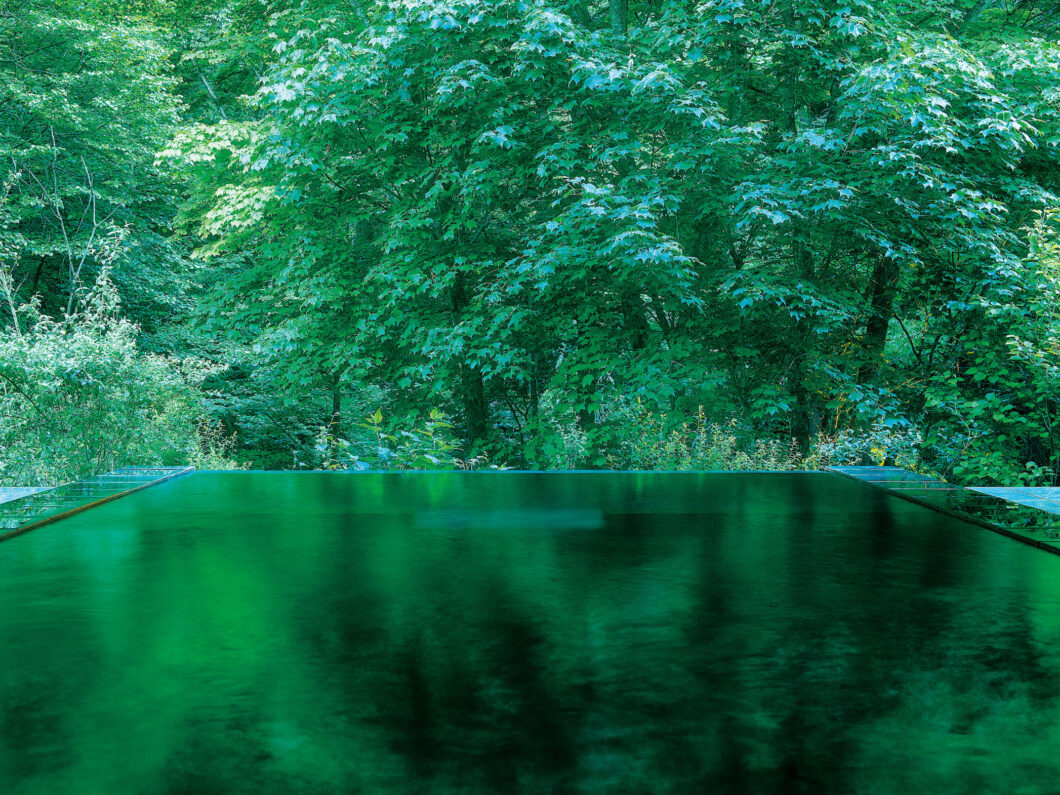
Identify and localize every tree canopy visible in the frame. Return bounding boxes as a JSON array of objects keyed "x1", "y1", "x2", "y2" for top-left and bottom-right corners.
[{"x1": 2, "y1": 0, "x2": 1059, "y2": 483}]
